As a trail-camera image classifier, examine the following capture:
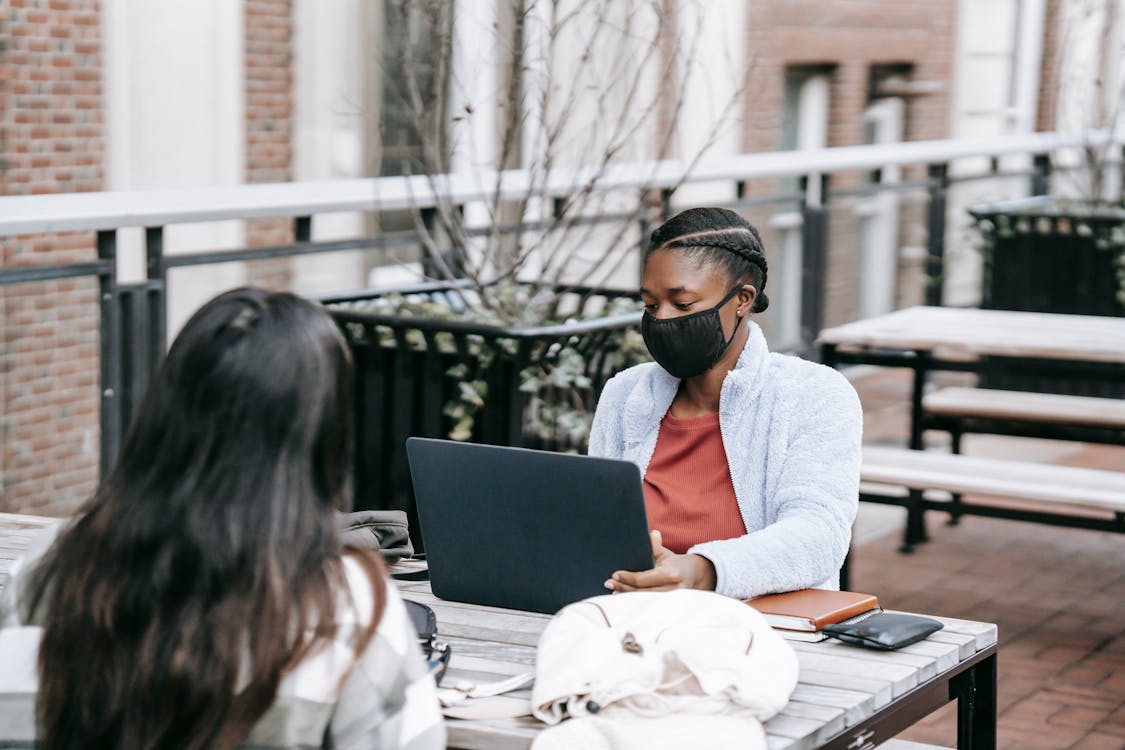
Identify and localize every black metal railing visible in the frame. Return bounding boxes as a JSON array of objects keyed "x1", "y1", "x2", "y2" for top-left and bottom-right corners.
[{"x1": 1, "y1": 132, "x2": 1120, "y2": 480}]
